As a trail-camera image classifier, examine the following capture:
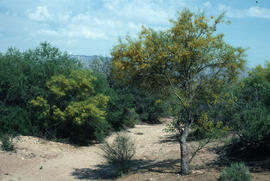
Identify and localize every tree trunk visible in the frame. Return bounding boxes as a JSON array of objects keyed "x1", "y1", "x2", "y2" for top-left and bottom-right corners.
[
  {"x1": 177, "y1": 118, "x2": 192, "y2": 175},
  {"x1": 180, "y1": 134, "x2": 190, "y2": 175}
]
